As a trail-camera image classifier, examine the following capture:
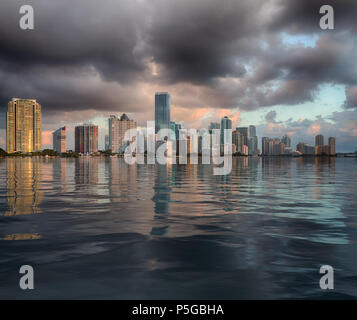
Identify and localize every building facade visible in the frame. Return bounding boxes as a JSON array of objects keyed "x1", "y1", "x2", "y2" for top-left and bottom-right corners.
[
  {"x1": 329, "y1": 137, "x2": 336, "y2": 155},
  {"x1": 236, "y1": 127, "x2": 249, "y2": 147},
  {"x1": 220, "y1": 116, "x2": 232, "y2": 145},
  {"x1": 233, "y1": 131, "x2": 245, "y2": 154},
  {"x1": 282, "y1": 135, "x2": 291, "y2": 148},
  {"x1": 6, "y1": 98, "x2": 42, "y2": 153},
  {"x1": 247, "y1": 125, "x2": 258, "y2": 155},
  {"x1": 315, "y1": 134, "x2": 324, "y2": 146},
  {"x1": 155, "y1": 92, "x2": 170, "y2": 134},
  {"x1": 108, "y1": 114, "x2": 137, "y2": 153},
  {"x1": 75, "y1": 124, "x2": 98, "y2": 154},
  {"x1": 208, "y1": 122, "x2": 220, "y2": 134},
  {"x1": 52, "y1": 126, "x2": 66, "y2": 153}
]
